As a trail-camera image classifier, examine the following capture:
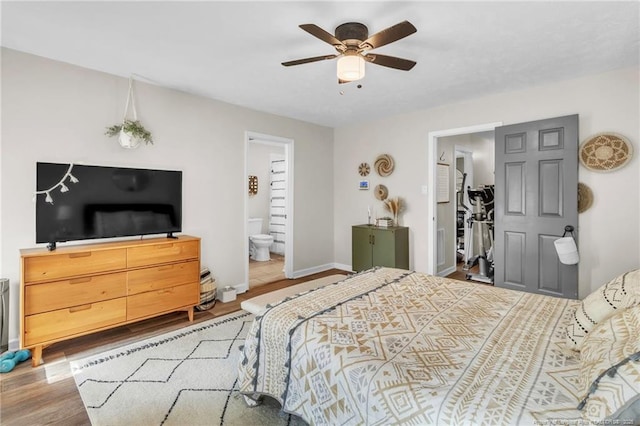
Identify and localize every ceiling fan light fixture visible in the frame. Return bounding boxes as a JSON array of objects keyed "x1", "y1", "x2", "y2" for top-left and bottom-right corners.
[
  {"x1": 284, "y1": 21, "x2": 416, "y2": 81},
  {"x1": 337, "y1": 54, "x2": 365, "y2": 82}
]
